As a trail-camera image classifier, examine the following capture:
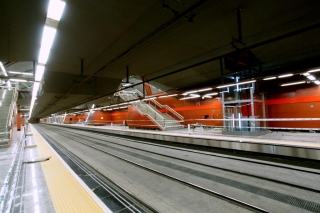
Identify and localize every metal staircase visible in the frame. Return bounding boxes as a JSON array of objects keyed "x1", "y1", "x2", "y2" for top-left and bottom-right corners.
[
  {"x1": 119, "y1": 89, "x2": 184, "y2": 130},
  {"x1": 0, "y1": 88, "x2": 18, "y2": 148}
]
